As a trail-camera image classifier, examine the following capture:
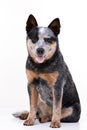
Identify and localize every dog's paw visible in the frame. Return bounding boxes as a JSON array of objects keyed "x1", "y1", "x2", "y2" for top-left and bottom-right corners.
[
  {"x1": 50, "y1": 121, "x2": 61, "y2": 128},
  {"x1": 39, "y1": 115, "x2": 51, "y2": 123},
  {"x1": 23, "y1": 118, "x2": 35, "y2": 126}
]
